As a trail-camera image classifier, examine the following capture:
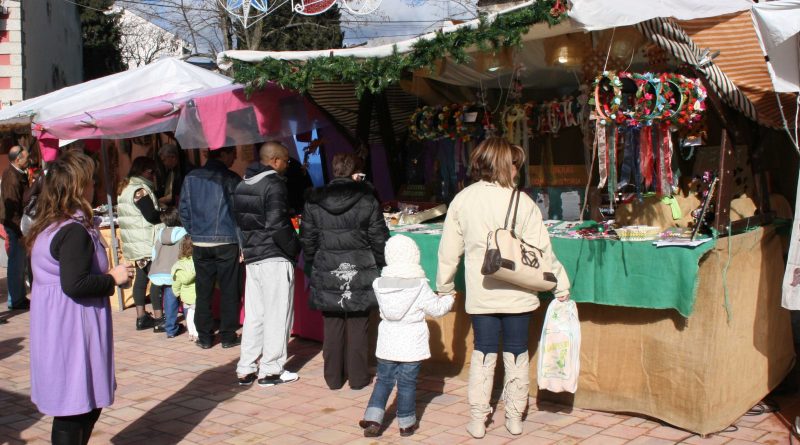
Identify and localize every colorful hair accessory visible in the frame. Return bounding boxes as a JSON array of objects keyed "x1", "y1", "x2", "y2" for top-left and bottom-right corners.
[{"x1": 592, "y1": 71, "x2": 623, "y2": 126}]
